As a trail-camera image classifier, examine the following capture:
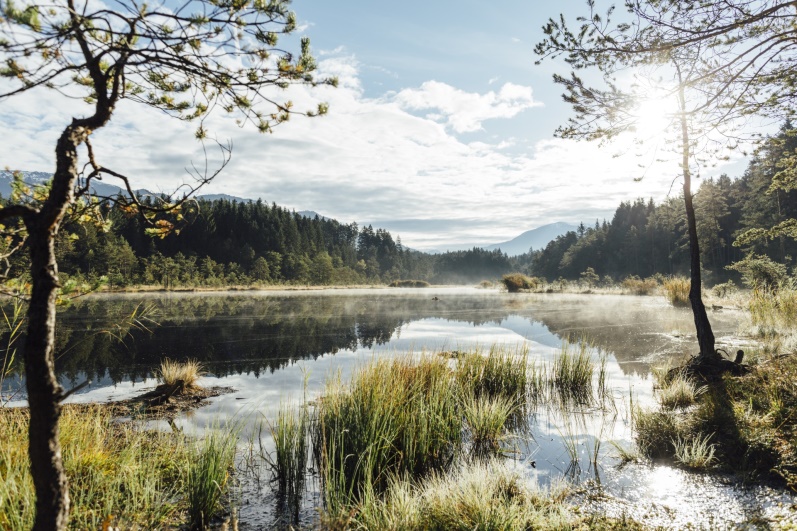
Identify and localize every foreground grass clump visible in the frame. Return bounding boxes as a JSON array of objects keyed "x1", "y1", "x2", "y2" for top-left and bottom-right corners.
[
  {"x1": 501, "y1": 273, "x2": 540, "y2": 292},
  {"x1": 350, "y1": 461, "x2": 572, "y2": 530},
  {"x1": 462, "y1": 394, "x2": 515, "y2": 456},
  {"x1": 662, "y1": 277, "x2": 690, "y2": 307},
  {"x1": 187, "y1": 428, "x2": 238, "y2": 530},
  {"x1": 0, "y1": 406, "x2": 236, "y2": 530},
  {"x1": 314, "y1": 356, "x2": 463, "y2": 512},
  {"x1": 388, "y1": 279, "x2": 431, "y2": 288},
  {"x1": 158, "y1": 358, "x2": 205, "y2": 391},
  {"x1": 636, "y1": 351, "x2": 797, "y2": 483}
]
